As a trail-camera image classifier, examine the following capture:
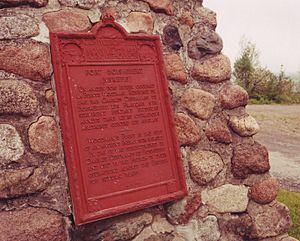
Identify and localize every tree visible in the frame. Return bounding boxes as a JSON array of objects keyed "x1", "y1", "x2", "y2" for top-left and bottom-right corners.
[
  {"x1": 233, "y1": 39, "x2": 300, "y2": 104},
  {"x1": 233, "y1": 39, "x2": 260, "y2": 97}
]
